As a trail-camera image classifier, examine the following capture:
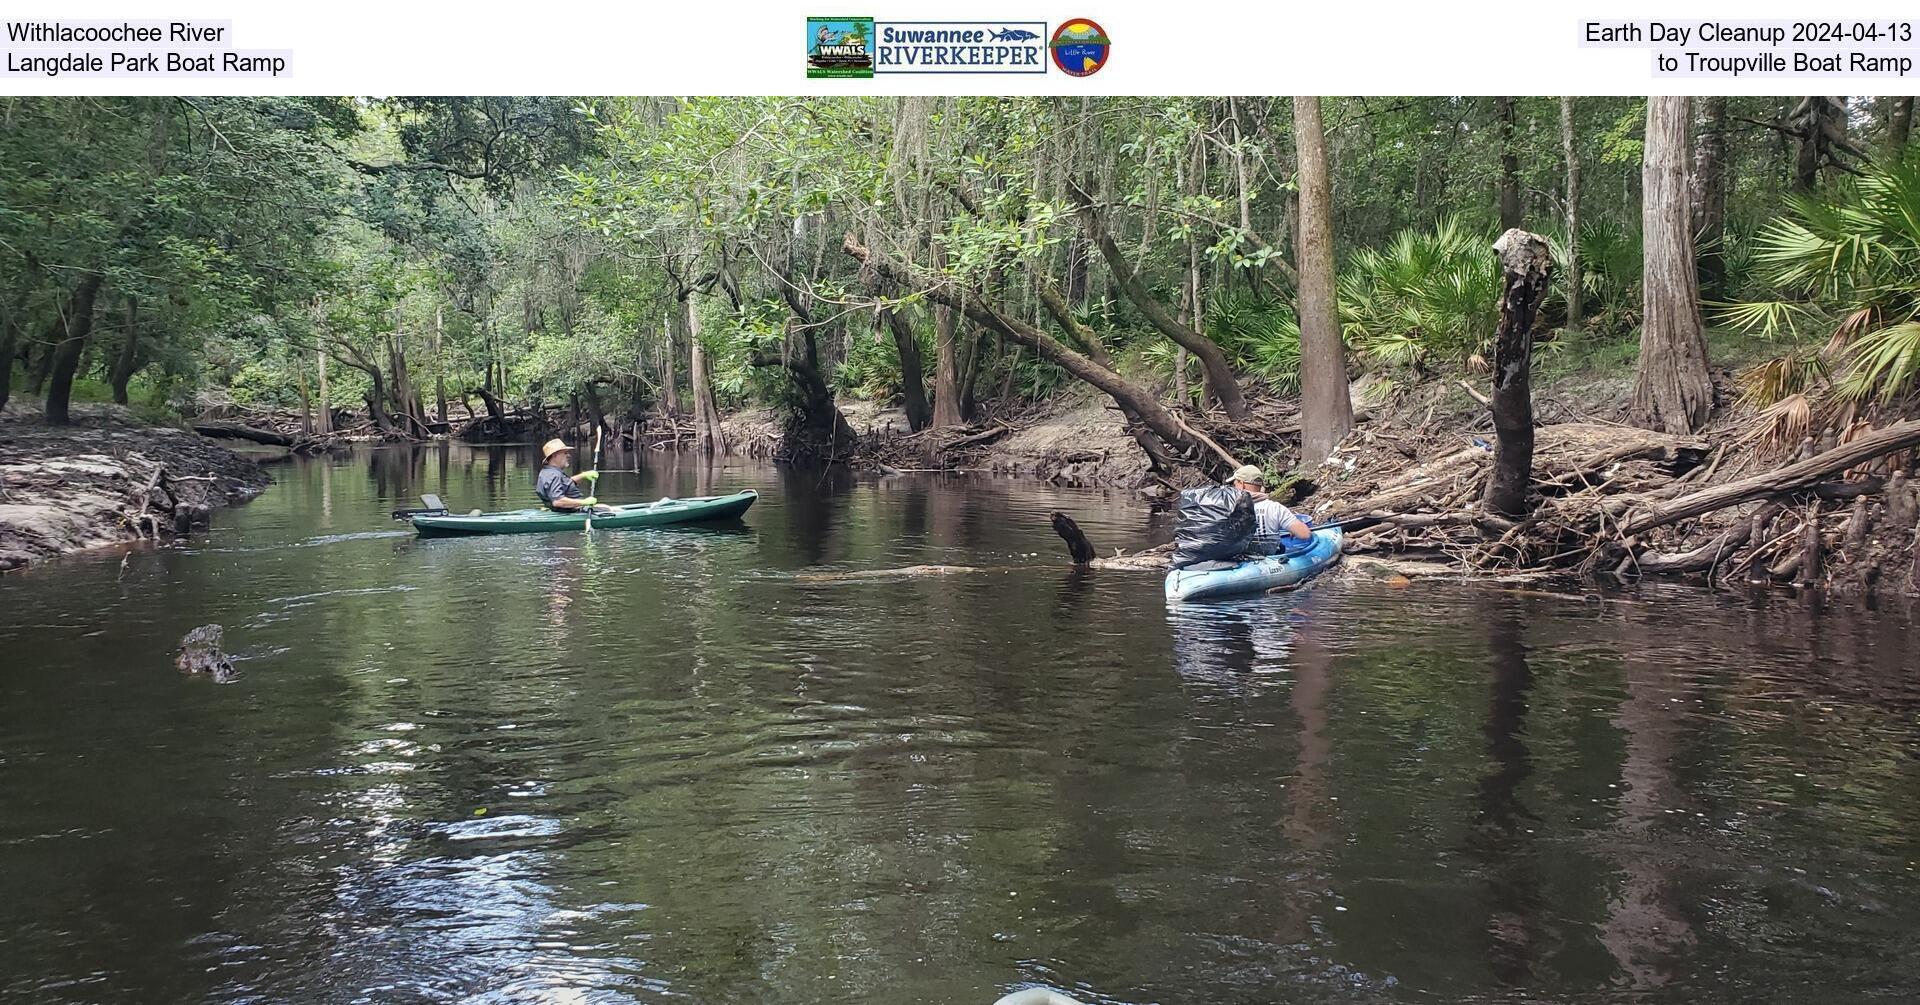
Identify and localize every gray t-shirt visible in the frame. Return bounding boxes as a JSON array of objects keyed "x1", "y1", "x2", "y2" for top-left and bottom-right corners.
[
  {"x1": 1252, "y1": 499, "x2": 1300, "y2": 537},
  {"x1": 535, "y1": 465, "x2": 582, "y2": 508}
]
